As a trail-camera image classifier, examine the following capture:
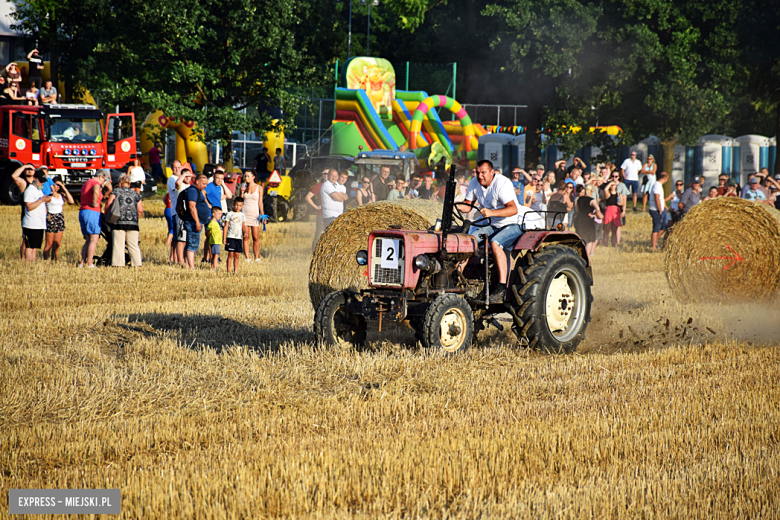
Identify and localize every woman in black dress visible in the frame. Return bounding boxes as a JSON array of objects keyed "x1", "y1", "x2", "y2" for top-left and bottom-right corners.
[{"x1": 574, "y1": 184, "x2": 603, "y2": 256}]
